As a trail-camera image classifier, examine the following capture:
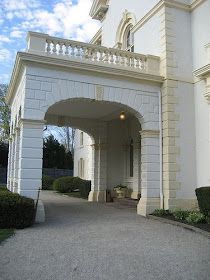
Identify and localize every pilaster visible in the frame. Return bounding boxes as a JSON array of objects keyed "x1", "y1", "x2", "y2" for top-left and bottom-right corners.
[
  {"x1": 137, "y1": 130, "x2": 160, "y2": 216},
  {"x1": 18, "y1": 119, "x2": 44, "y2": 199}
]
